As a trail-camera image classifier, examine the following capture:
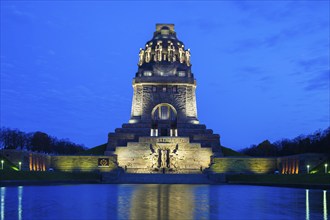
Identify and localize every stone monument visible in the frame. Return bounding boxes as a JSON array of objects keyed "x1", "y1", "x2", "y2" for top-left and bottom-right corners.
[{"x1": 105, "y1": 24, "x2": 222, "y2": 173}]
